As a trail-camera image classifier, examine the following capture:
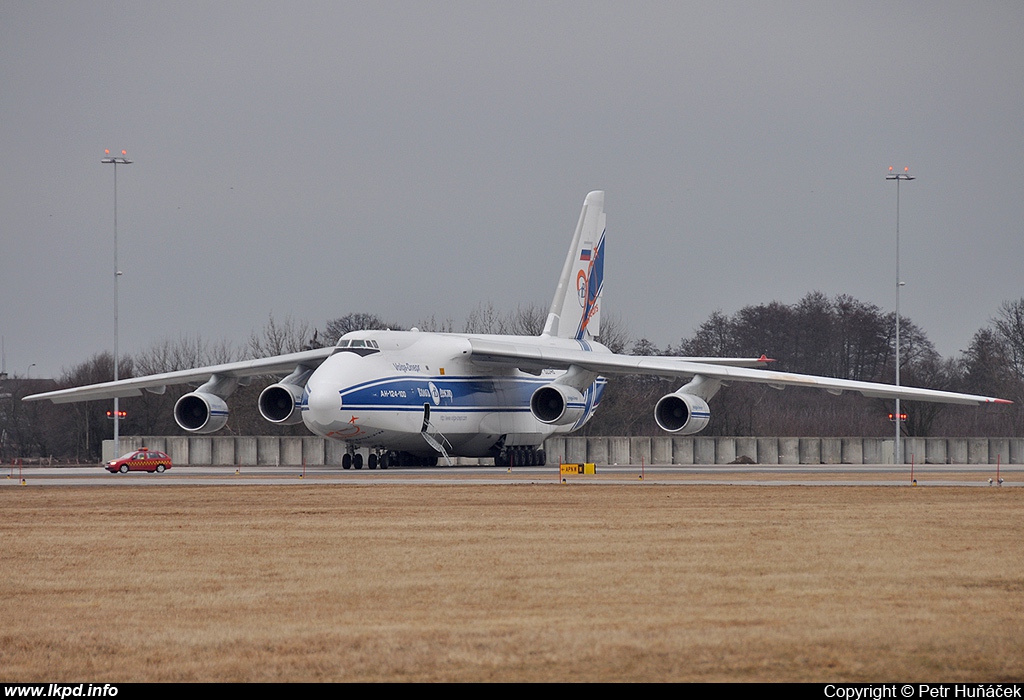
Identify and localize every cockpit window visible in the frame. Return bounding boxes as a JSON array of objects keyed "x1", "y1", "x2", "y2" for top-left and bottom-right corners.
[
  {"x1": 331, "y1": 338, "x2": 380, "y2": 357},
  {"x1": 335, "y1": 338, "x2": 379, "y2": 349}
]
